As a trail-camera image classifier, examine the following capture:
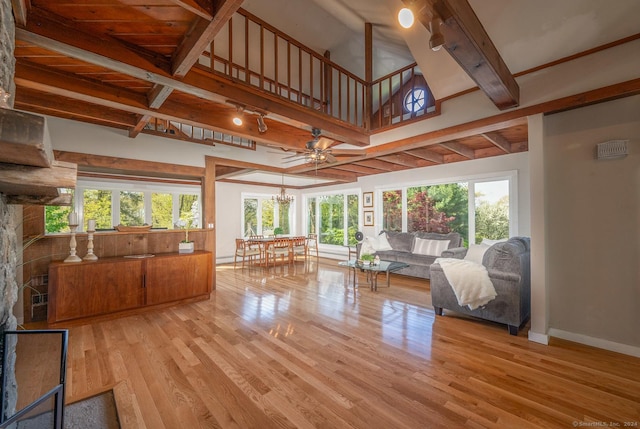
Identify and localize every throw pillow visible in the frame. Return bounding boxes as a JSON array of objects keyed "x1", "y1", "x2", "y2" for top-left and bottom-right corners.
[
  {"x1": 376, "y1": 233, "x2": 393, "y2": 251},
  {"x1": 360, "y1": 237, "x2": 376, "y2": 256},
  {"x1": 413, "y1": 238, "x2": 450, "y2": 256},
  {"x1": 464, "y1": 244, "x2": 491, "y2": 264}
]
